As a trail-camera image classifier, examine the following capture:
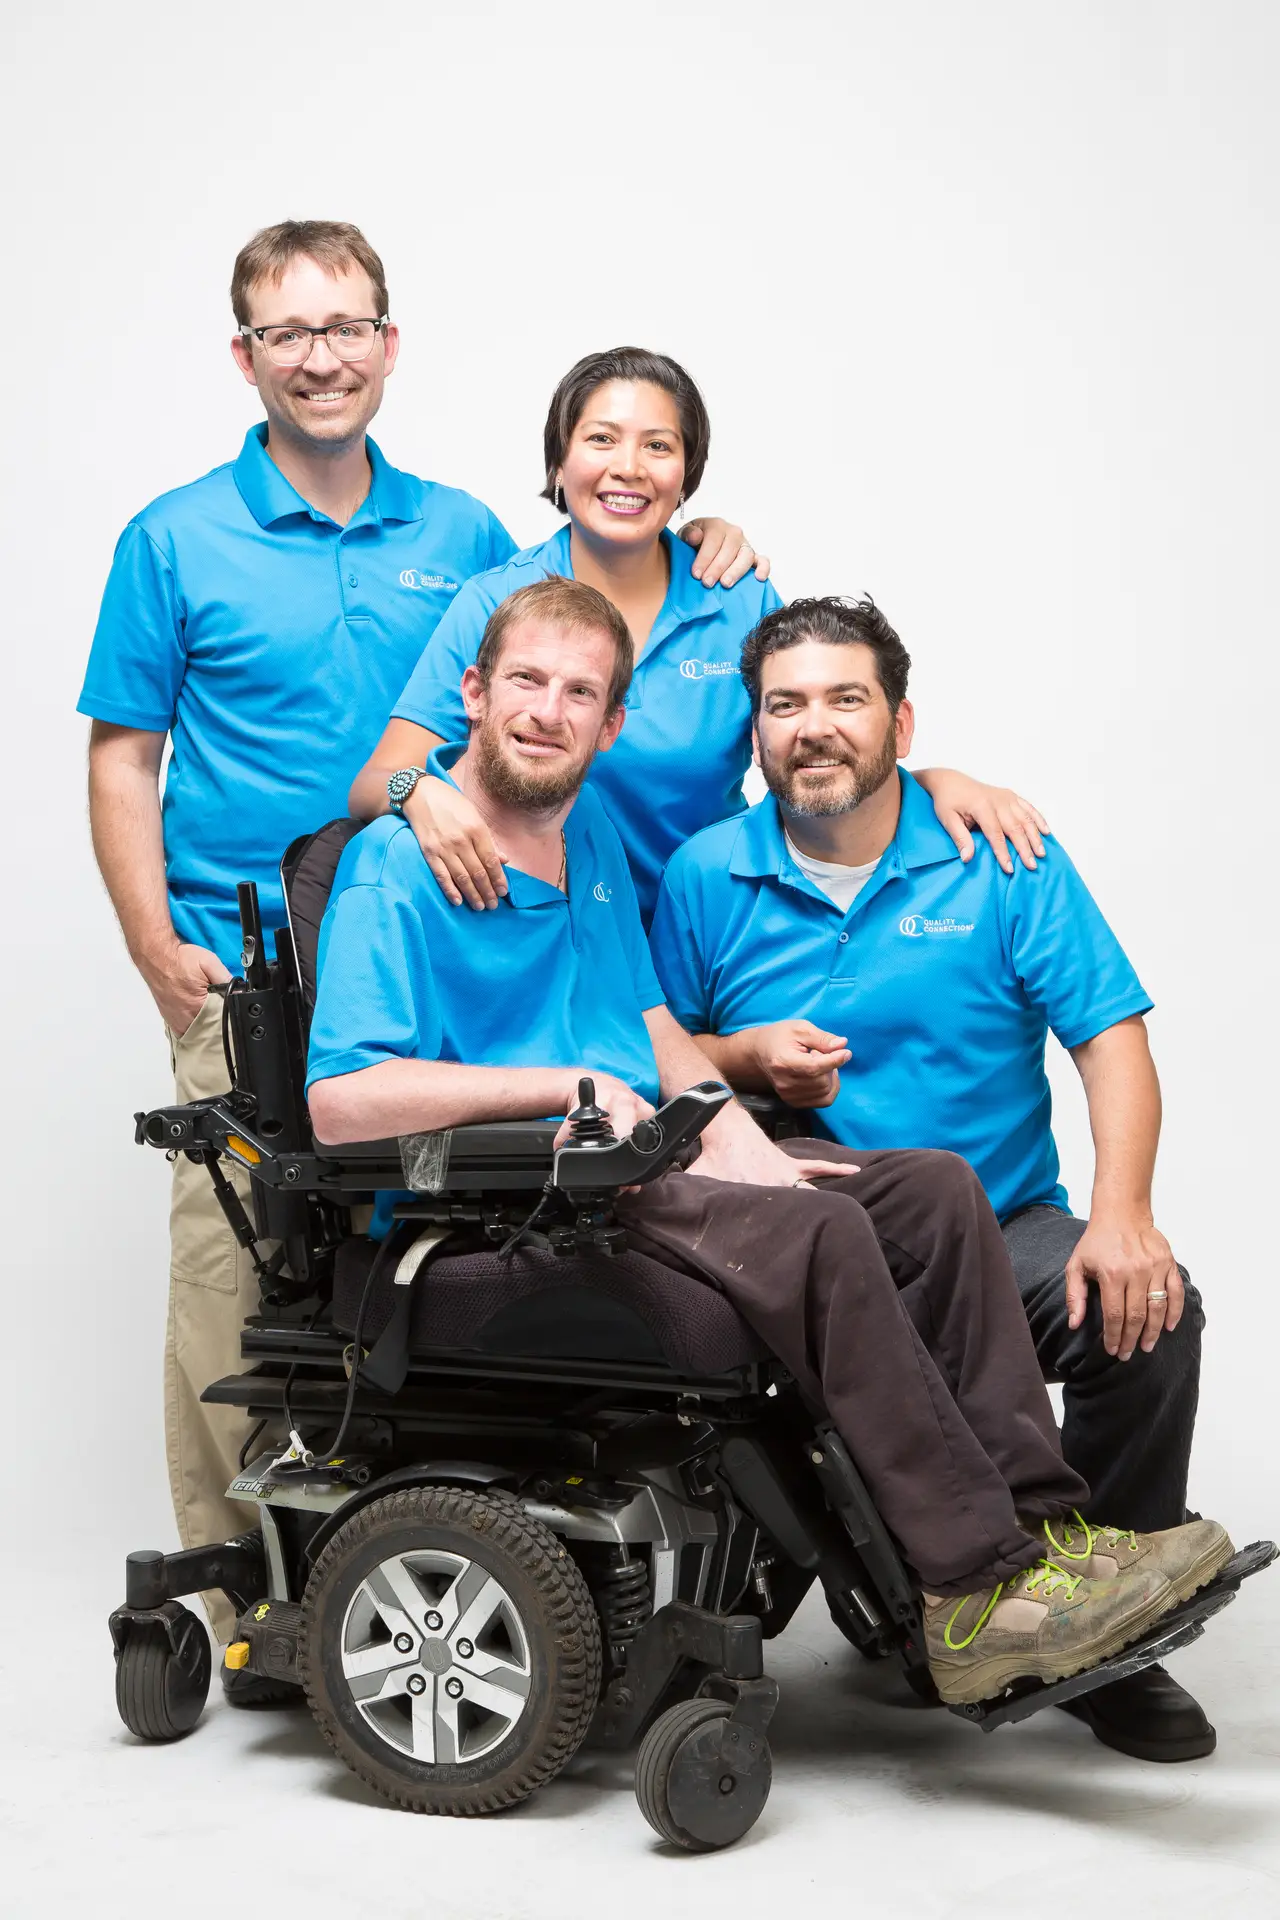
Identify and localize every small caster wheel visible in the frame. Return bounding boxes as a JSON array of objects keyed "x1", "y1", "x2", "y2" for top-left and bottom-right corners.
[
  {"x1": 635, "y1": 1697, "x2": 772, "y2": 1852},
  {"x1": 115, "y1": 1605, "x2": 211, "y2": 1741}
]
